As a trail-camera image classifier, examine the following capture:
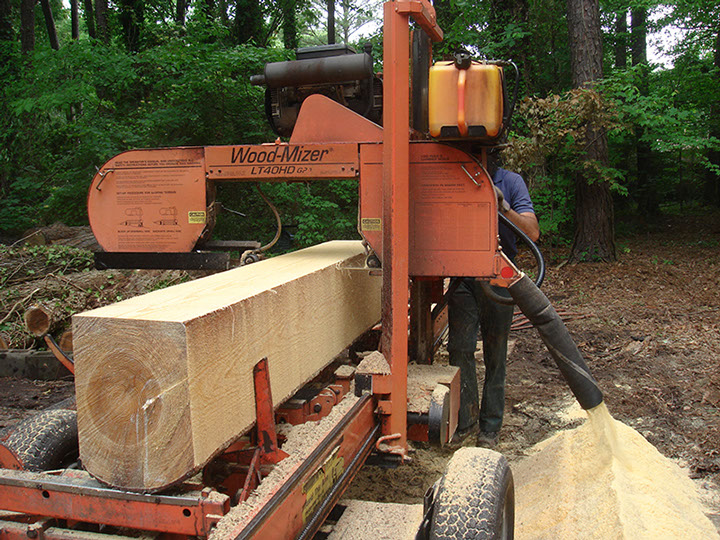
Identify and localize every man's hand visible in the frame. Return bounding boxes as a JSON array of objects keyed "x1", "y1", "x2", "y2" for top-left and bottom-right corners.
[{"x1": 494, "y1": 186, "x2": 511, "y2": 214}]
